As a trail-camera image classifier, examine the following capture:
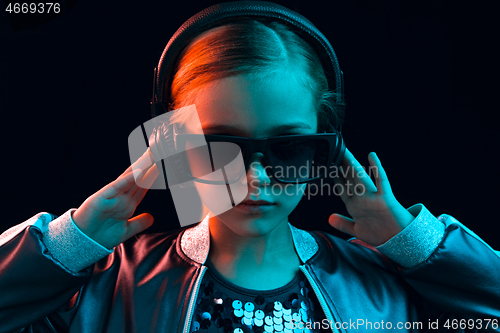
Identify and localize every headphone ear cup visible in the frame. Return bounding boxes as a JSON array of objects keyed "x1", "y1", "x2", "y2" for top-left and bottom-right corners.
[
  {"x1": 332, "y1": 134, "x2": 346, "y2": 168},
  {"x1": 324, "y1": 121, "x2": 345, "y2": 169},
  {"x1": 149, "y1": 124, "x2": 190, "y2": 187}
]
